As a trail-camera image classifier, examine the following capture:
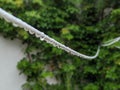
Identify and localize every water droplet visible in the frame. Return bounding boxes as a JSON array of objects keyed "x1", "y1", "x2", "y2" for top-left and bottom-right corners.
[
  {"x1": 40, "y1": 36, "x2": 45, "y2": 41},
  {"x1": 4, "y1": 18, "x2": 10, "y2": 22},
  {"x1": 29, "y1": 30, "x2": 34, "y2": 35},
  {"x1": 13, "y1": 23, "x2": 18, "y2": 27},
  {"x1": 46, "y1": 40, "x2": 52, "y2": 44},
  {"x1": 35, "y1": 33, "x2": 40, "y2": 38},
  {"x1": 56, "y1": 45, "x2": 60, "y2": 48},
  {"x1": 60, "y1": 46, "x2": 64, "y2": 50},
  {"x1": 115, "y1": 46, "x2": 120, "y2": 49},
  {"x1": 53, "y1": 44, "x2": 57, "y2": 47},
  {"x1": 24, "y1": 28, "x2": 29, "y2": 31}
]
